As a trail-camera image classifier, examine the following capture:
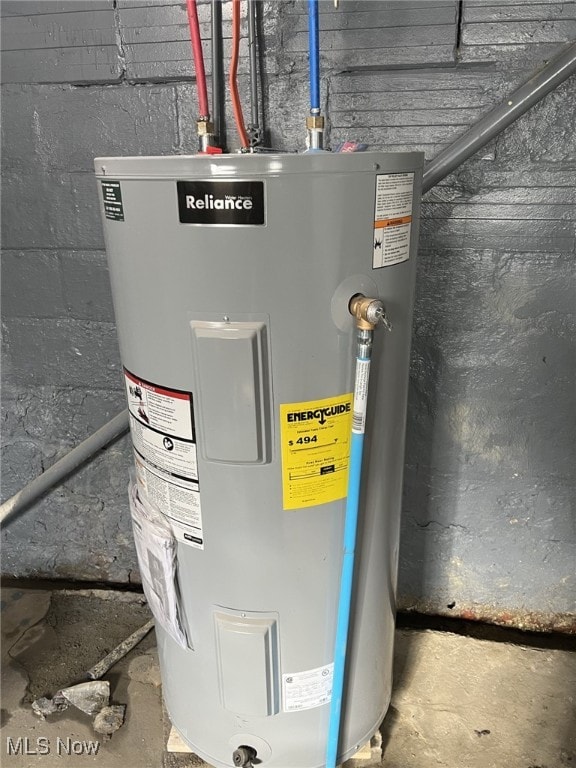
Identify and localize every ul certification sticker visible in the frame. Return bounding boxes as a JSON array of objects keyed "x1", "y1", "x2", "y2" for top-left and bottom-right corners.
[
  {"x1": 373, "y1": 172, "x2": 414, "y2": 268},
  {"x1": 283, "y1": 664, "x2": 334, "y2": 712},
  {"x1": 124, "y1": 369, "x2": 204, "y2": 549},
  {"x1": 280, "y1": 394, "x2": 353, "y2": 510}
]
